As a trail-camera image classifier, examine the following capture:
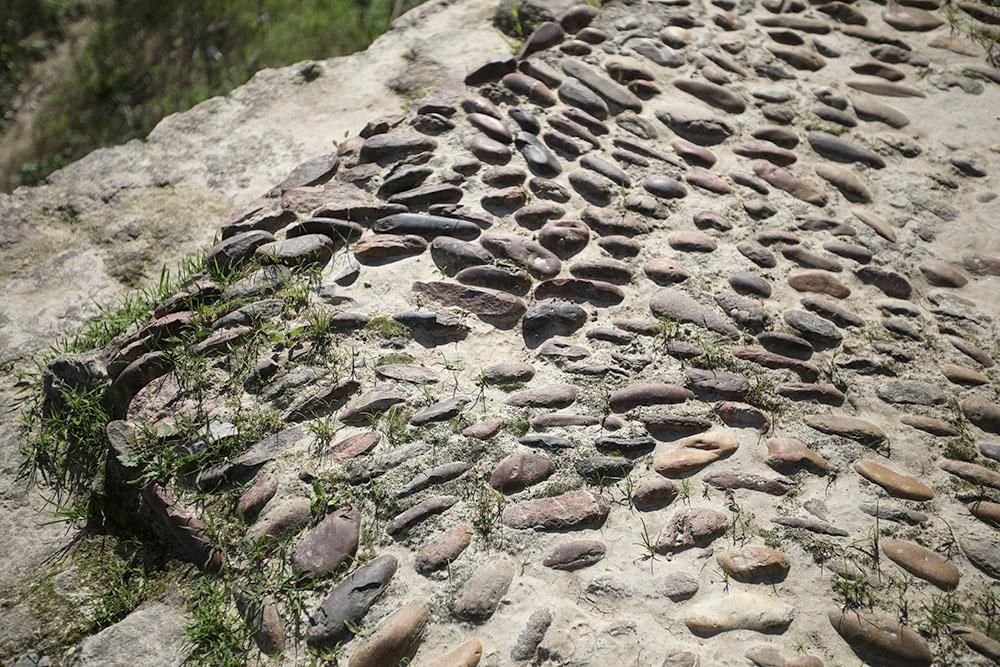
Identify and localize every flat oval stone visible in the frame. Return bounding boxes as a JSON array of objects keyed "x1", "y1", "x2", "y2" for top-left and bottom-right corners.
[
  {"x1": 609, "y1": 383, "x2": 693, "y2": 412},
  {"x1": 658, "y1": 507, "x2": 729, "y2": 553},
  {"x1": 644, "y1": 176, "x2": 688, "y2": 199},
  {"x1": 631, "y1": 477, "x2": 678, "y2": 510},
  {"x1": 452, "y1": 557, "x2": 514, "y2": 622},
  {"x1": 354, "y1": 234, "x2": 427, "y2": 263},
  {"x1": 854, "y1": 459, "x2": 933, "y2": 500},
  {"x1": 455, "y1": 265, "x2": 532, "y2": 296},
  {"x1": 306, "y1": 554, "x2": 398, "y2": 647},
  {"x1": 412, "y1": 281, "x2": 526, "y2": 324},
  {"x1": 881, "y1": 539, "x2": 959, "y2": 590},
  {"x1": 766, "y1": 437, "x2": 829, "y2": 474},
  {"x1": 538, "y1": 219, "x2": 590, "y2": 257},
  {"x1": 804, "y1": 414, "x2": 885, "y2": 445},
  {"x1": 656, "y1": 103, "x2": 734, "y2": 145},
  {"x1": 374, "y1": 213, "x2": 480, "y2": 240},
  {"x1": 654, "y1": 431, "x2": 739, "y2": 476},
  {"x1": 783, "y1": 309, "x2": 843, "y2": 346},
  {"x1": 807, "y1": 131, "x2": 885, "y2": 168},
  {"x1": 717, "y1": 545, "x2": 790, "y2": 582},
  {"x1": 347, "y1": 600, "x2": 428, "y2": 667},
  {"x1": 650, "y1": 288, "x2": 740, "y2": 337},
  {"x1": 481, "y1": 233, "x2": 561, "y2": 278},
  {"x1": 685, "y1": 592, "x2": 794, "y2": 636},
  {"x1": 502, "y1": 490, "x2": 610, "y2": 530},
  {"x1": 385, "y1": 495, "x2": 459, "y2": 536},
  {"x1": 490, "y1": 450, "x2": 554, "y2": 492},
  {"x1": 828, "y1": 610, "x2": 932, "y2": 666},
  {"x1": 543, "y1": 539, "x2": 606, "y2": 570},
  {"x1": 291, "y1": 506, "x2": 360, "y2": 578},
  {"x1": 506, "y1": 384, "x2": 578, "y2": 408},
  {"x1": 522, "y1": 303, "x2": 587, "y2": 340},
  {"x1": 416, "y1": 523, "x2": 473, "y2": 573},
  {"x1": 673, "y1": 78, "x2": 746, "y2": 113}
]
